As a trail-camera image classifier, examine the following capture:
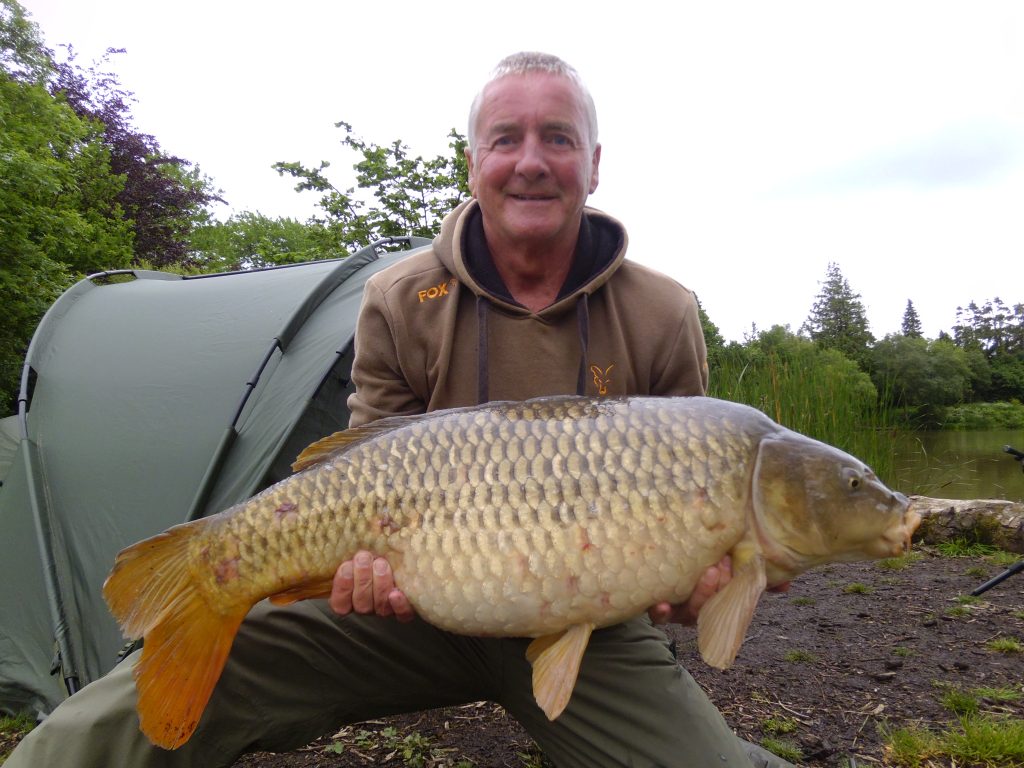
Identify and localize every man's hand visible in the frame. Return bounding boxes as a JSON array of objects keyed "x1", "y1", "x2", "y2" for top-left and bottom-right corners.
[
  {"x1": 329, "y1": 550, "x2": 416, "y2": 622},
  {"x1": 648, "y1": 556, "x2": 791, "y2": 626},
  {"x1": 649, "y1": 555, "x2": 733, "y2": 626}
]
